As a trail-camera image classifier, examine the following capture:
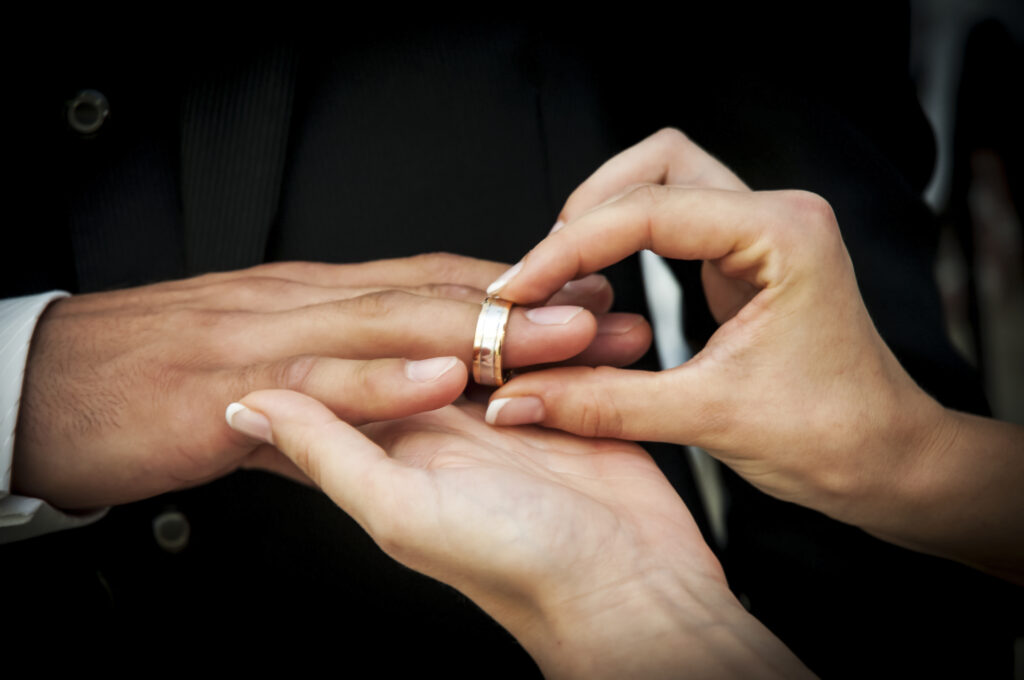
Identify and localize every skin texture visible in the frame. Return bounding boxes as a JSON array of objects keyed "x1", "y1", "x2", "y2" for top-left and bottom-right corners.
[
  {"x1": 229, "y1": 391, "x2": 813, "y2": 679},
  {"x1": 12, "y1": 253, "x2": 652, "y2": 509},
  {"x1": 487, "y1": 129, "x2": 1024, "y2": 583}
]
